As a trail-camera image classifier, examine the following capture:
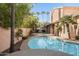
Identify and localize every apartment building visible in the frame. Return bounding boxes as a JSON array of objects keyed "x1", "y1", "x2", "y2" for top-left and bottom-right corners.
[{"x1": 50, "y1": 6, "x2": 79, "y2": 39}]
